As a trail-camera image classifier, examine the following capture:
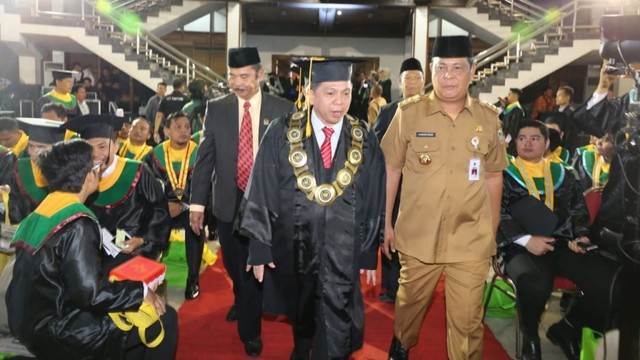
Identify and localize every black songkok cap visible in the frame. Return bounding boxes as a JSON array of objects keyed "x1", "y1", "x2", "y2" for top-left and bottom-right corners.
[
  {"x1": 16, "y1": 117, "x2": 65, "y2": 144},
  {"x1": 293, "y1": 58, "x2": 356, "y2": 85},
  {"x1": 431, "y1": 36, "x2": 474, "y2": 58},
  {"x1": 228, "y1": 47, "x2": 261, "y2": 68},
  {"x1": 399, "y1": 58, "x2": 423, "y2": 75},
  {"x1": 51, "y1": 70, "x2": 78, "y2": 81},
  {"x1": 61, "y1": 114, "x2": 126, "y2": 140}
]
